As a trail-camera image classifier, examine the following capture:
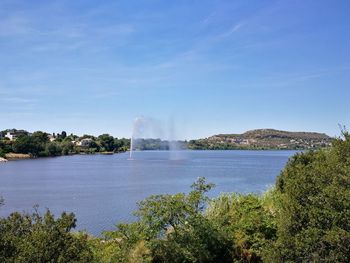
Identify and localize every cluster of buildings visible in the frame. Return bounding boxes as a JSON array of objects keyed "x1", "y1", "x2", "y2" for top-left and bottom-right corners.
[
  {"x1": 206, "y1": 133, "x2": 332, "y2": 149},
  {"x1": 208, "y1": 136, "x2": 257, "y2": 145},
  {"x1": 47, "y1": 136, "x2": 94, "y2": 147}
]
